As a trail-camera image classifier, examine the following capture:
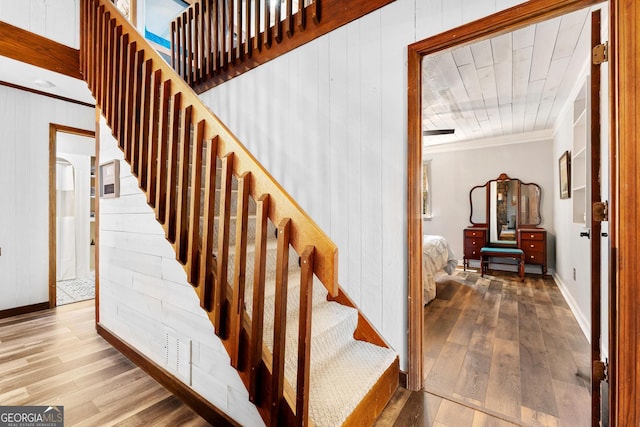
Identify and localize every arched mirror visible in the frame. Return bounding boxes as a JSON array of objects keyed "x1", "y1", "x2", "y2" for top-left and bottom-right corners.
[{"x1": 469, "y1": 173, "x2": 542, "y2": 245}]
